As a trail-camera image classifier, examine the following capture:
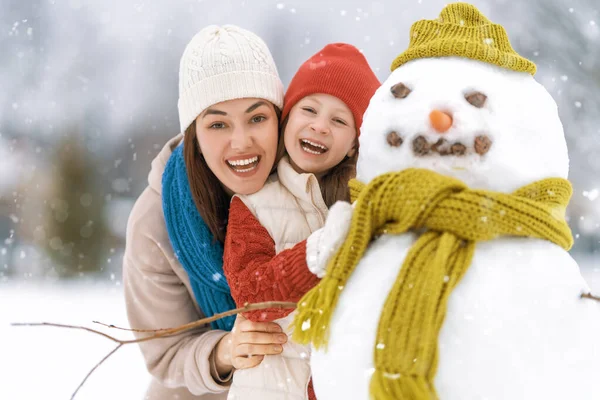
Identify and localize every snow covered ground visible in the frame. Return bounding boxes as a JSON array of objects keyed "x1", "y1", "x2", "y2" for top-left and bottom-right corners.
[
  {"x1": 0, "y1": 281, "x2": 150, "y2": 400},
  {"x1": 1, "y1": 256, "x2": 599, "y2": 399}
]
